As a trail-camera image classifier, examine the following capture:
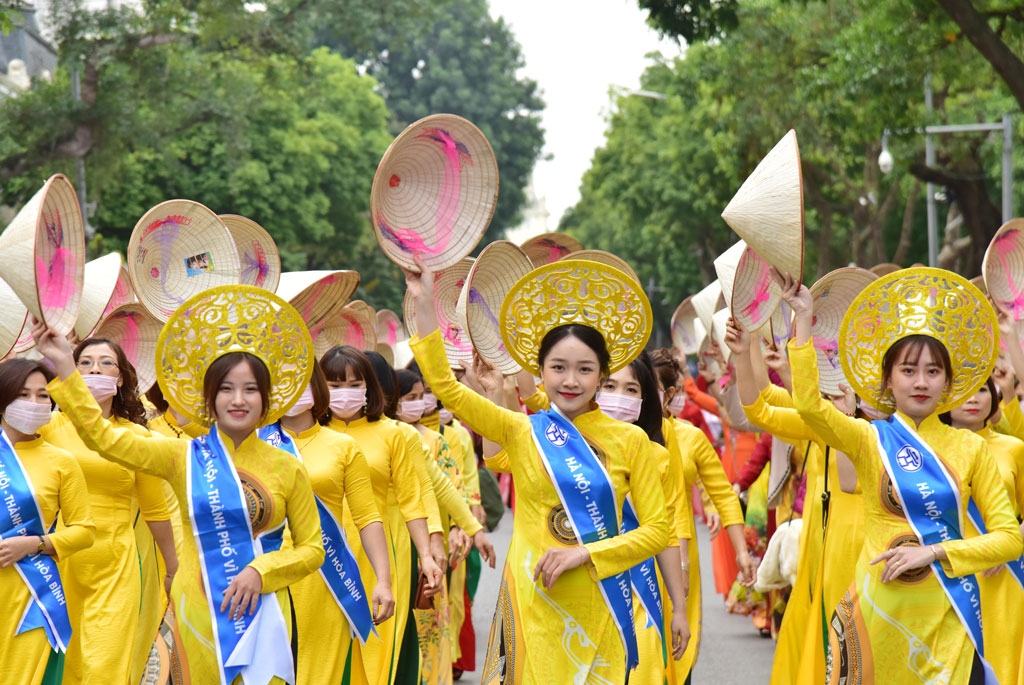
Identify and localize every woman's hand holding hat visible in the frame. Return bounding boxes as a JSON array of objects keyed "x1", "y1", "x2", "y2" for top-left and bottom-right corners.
[{"x1": 30, "y1": 316, "x2": 76, "y2": 379}]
